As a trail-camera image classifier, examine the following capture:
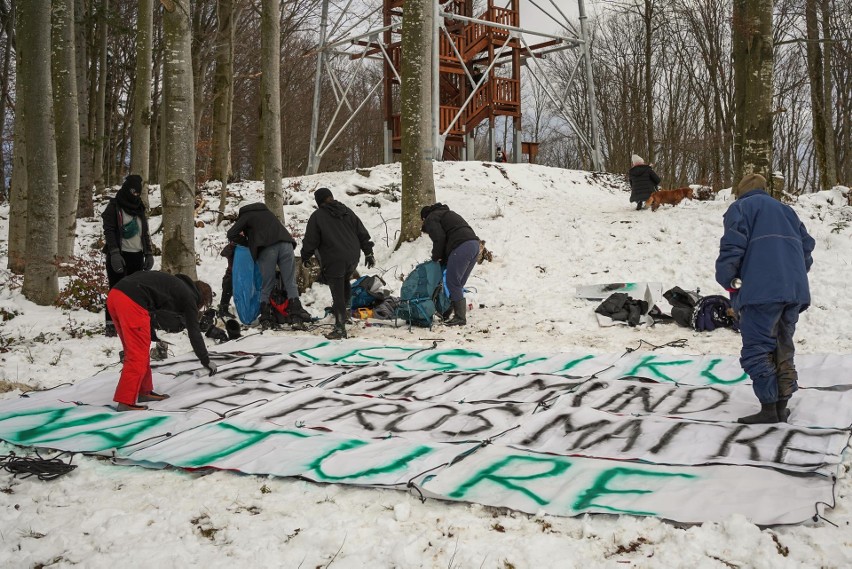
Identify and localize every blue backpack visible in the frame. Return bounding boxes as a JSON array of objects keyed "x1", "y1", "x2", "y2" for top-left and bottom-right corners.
[{"x1": 396, "y1": 261, "x2": 451, "y2": 328}]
